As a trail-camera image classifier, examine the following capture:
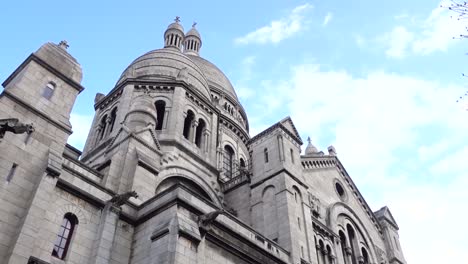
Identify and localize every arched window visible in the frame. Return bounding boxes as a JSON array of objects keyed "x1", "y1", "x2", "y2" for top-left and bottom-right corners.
[
  {"x1": 326, "y1": 245, "x2": 334, "y2": 264},
  {"x1": 155, "y1": 100, "x2": 166, "y2": 130},
  {"x1": 195, "y1": 118, "x2": 206, "y2": 148},
  {"x1": 290, "y1": 148, "x2": 294, "y2": 164},
  {"x1": 52, "y1": 213, "x2": 78, "y2": 260},
  {"x1": 264, "y1": 148, "x2": 269, "y2": 163},
  {"x1": 97, "y1": 114, "x2": 107, "y2": 142},
  {"x1": 43, "y1": 82, "x2": 56, "y2": 99},
  {"x1": 240, "y1": 158, "x2": 246, "y2": 168},
  {"x1": 108, "y1": 107, "x2": 117, "y2": 133},
  {"x1": 339, "y1": 231, "x2": 348, "y2": 264},
  {"x1": 347, "y1": 224, "x2": 358, "y2": 264},
  {"x1": 223, "y1": 145, "x2": 235, "y2": 178},
  {"x1": 182, "y1": 110, "x2": 195, "y2": 140},
  {"x1": 361, "y1": 248, "x2": 369, "y2": 264}
]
